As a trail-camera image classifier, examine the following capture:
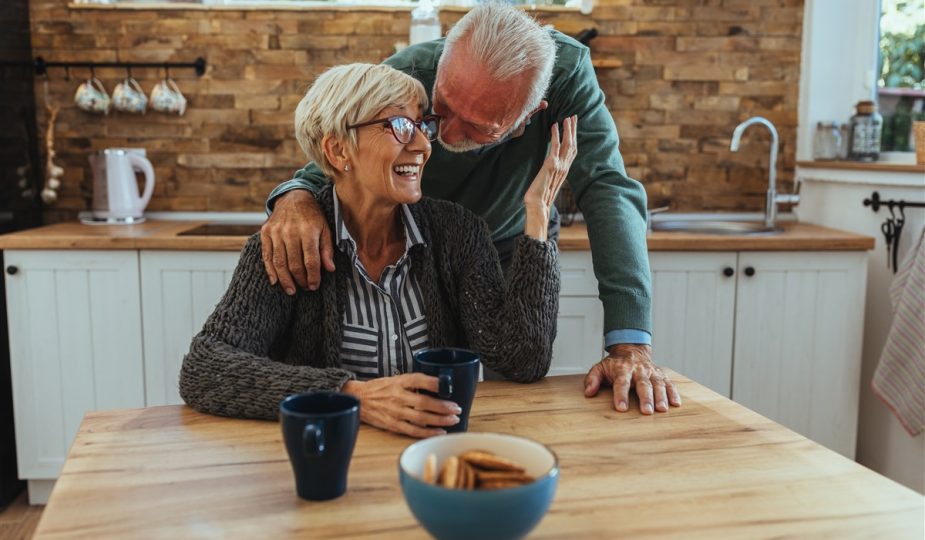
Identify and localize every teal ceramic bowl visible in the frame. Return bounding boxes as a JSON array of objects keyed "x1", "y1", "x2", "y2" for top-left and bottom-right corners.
[{"x1": 399, "y1": 432, "x2": 559, "y2": 540}]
